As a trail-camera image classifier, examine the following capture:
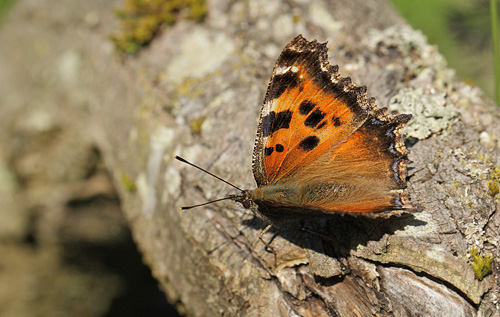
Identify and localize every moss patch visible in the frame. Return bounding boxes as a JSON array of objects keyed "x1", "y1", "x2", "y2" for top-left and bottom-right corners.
[
  {"x1": 470, "y1": 248, "x2": 493, "y2": 280},
  {"x1": 487, "y1": 167, "x2": 500, "y2": 196},
  {"x1": 111, "y1": 0, "x2": 207, "y2": 54},
  {"x1": 121, "y1": 172, "x2": 137, "y2": 192},
  {"x1": 488, "y1": 180, "x2": 499, "y2": 196},
  {"x1": 190, "y1": 118, "x2": 204, "y2": 135}
]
